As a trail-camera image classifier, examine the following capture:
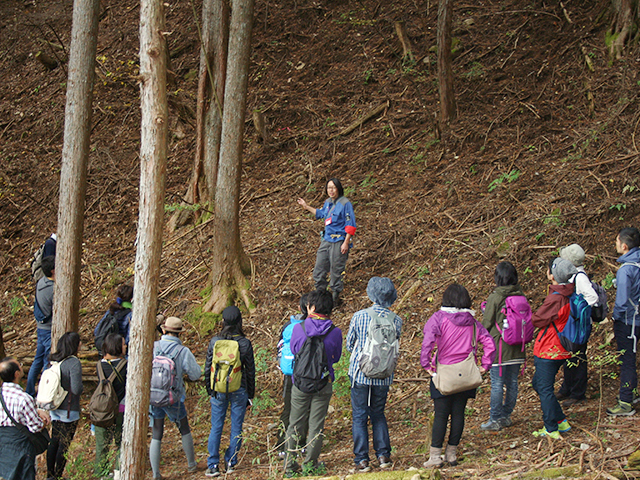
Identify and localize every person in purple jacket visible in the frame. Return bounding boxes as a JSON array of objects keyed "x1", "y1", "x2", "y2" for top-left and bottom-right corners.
[
  {"x1": 283, "y1": 289, "x2": 342, "y2": 477},
  {"x1": 420, "y1": 284, "x2": 495, "y2": 468}
]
